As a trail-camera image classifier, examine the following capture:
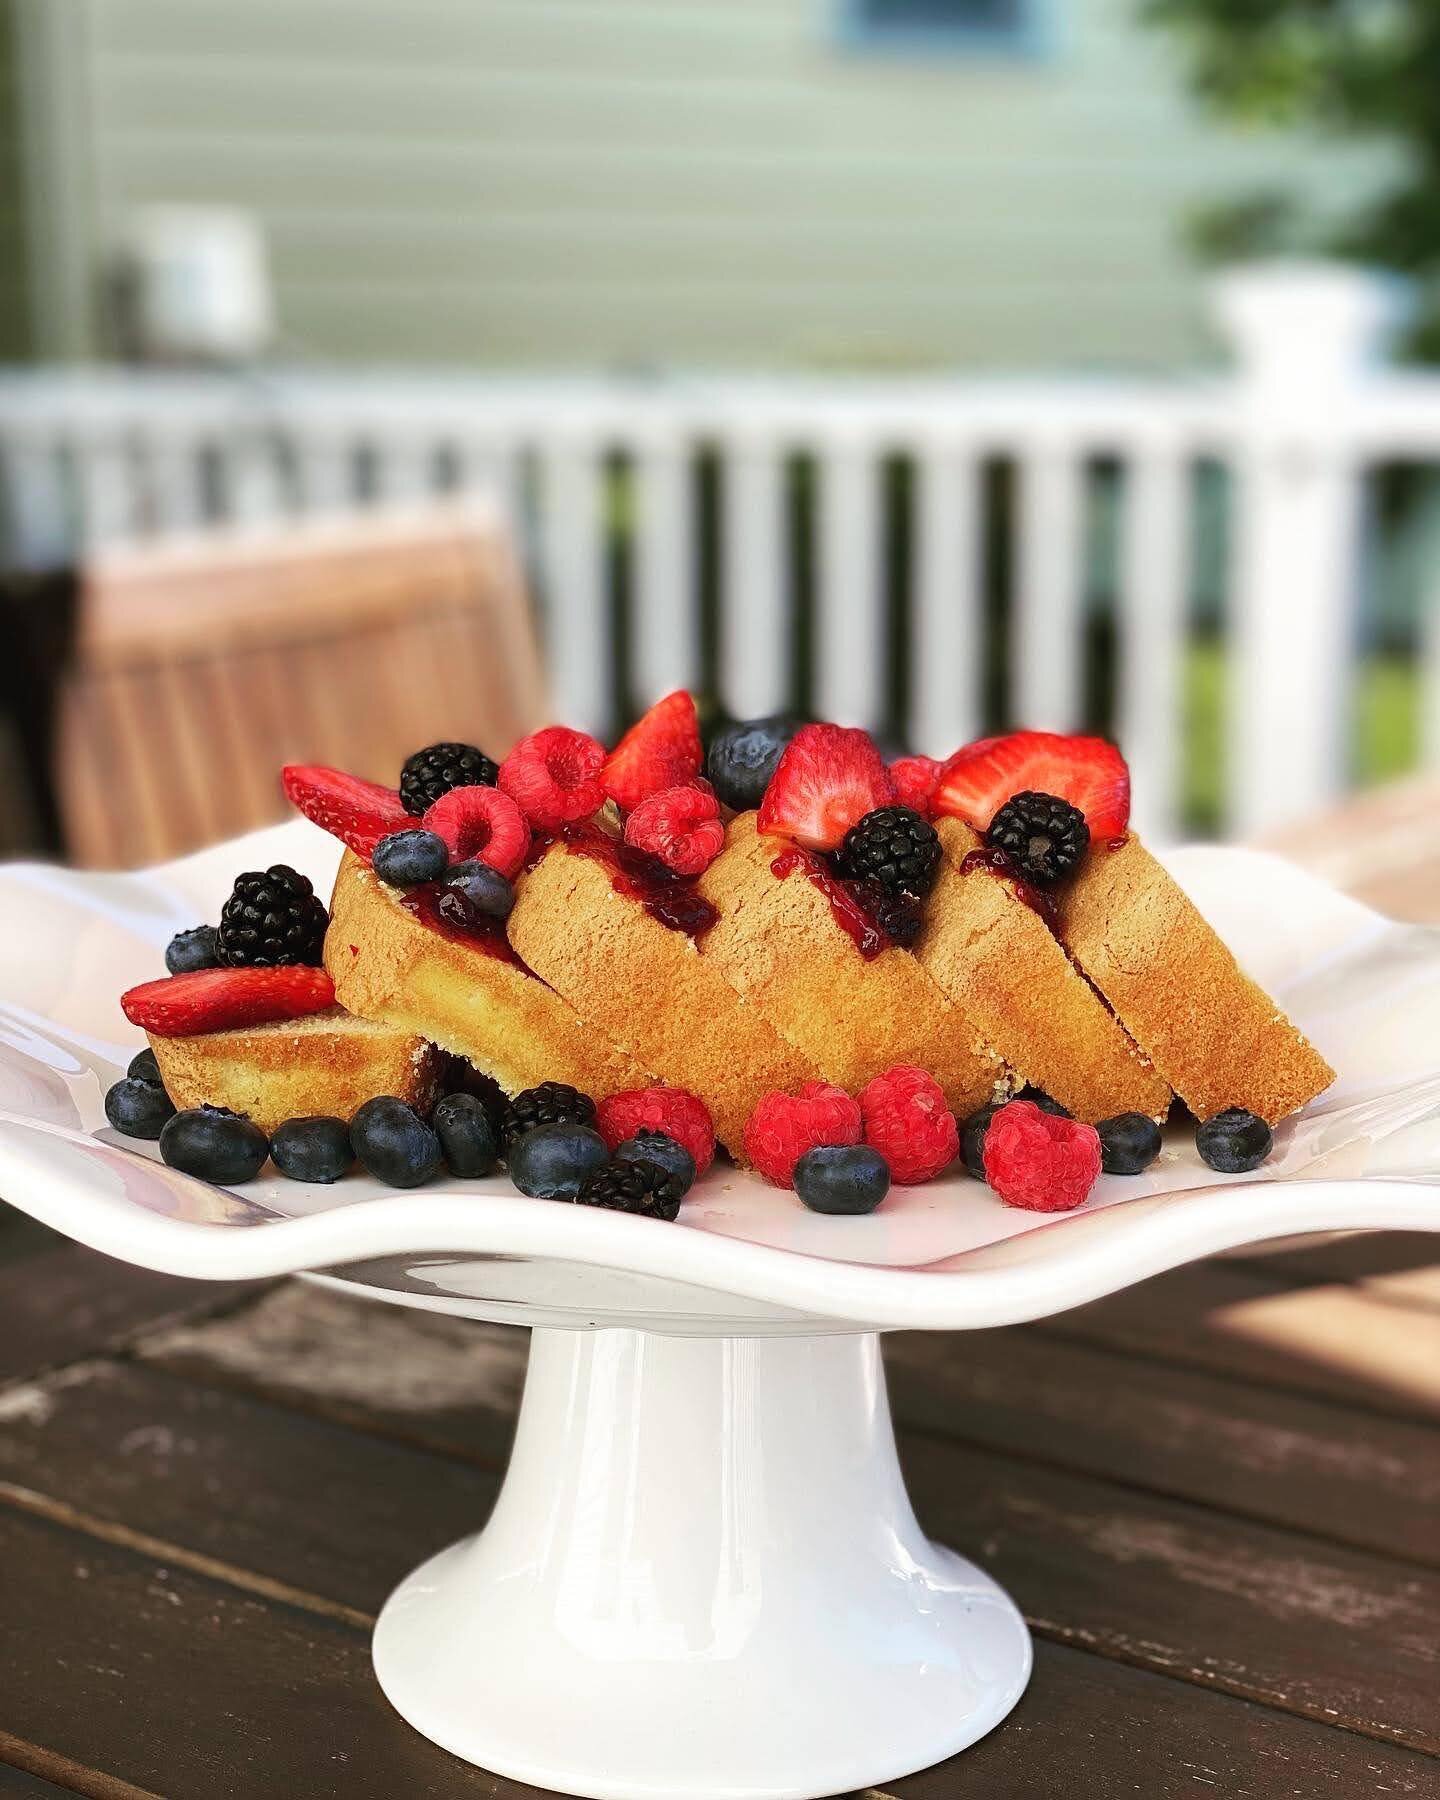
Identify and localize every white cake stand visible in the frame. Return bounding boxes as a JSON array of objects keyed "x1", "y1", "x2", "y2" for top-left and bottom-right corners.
[{"x1": 1, "y1": 820, "x2": 1438, "y2": 1800}]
